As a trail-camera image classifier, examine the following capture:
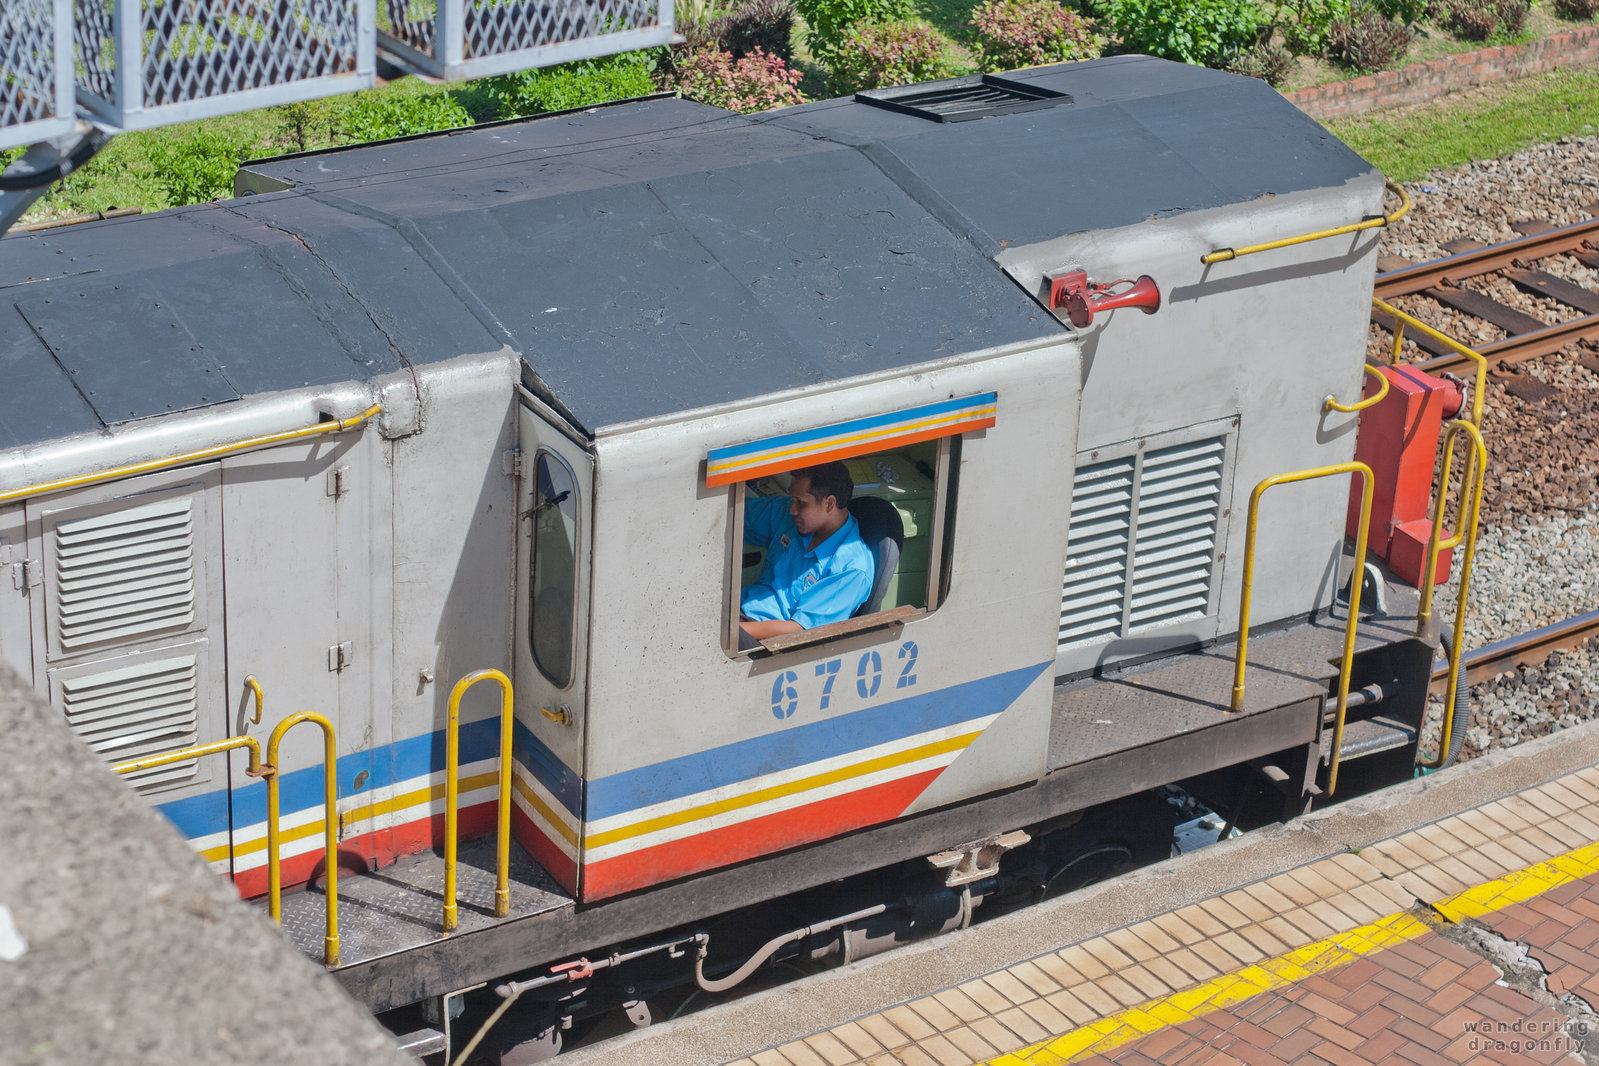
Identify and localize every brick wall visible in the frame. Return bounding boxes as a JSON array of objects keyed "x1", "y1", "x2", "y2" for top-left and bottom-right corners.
[{"x1": 1285, "y1": 25, "x2": 1599, "y2": 121}]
